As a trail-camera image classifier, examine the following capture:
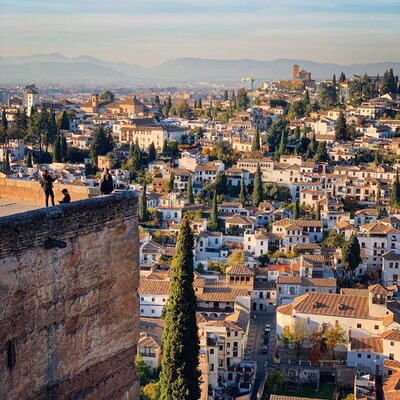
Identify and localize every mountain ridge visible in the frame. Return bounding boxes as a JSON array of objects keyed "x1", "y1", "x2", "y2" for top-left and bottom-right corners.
[{"x1": 0, "y1": 53, "x2": 399, "y2": 84}]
